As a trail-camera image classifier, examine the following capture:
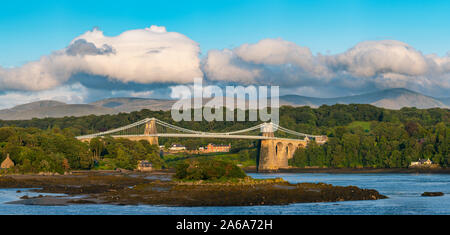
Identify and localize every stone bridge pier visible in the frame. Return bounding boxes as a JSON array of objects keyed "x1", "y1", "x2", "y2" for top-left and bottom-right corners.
[
  {"x1": 257, "y1": 123, "x2": 309, "y2": 171},
  {"x1": 125, "y1": 118, "x2": 159, "y2": 145},
  {"x1": 258, "y1": 138, "x2": 308, "y2": 171},
  {"x1": 143, "y1": 118, "x2": 158, "y2": 145}
]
